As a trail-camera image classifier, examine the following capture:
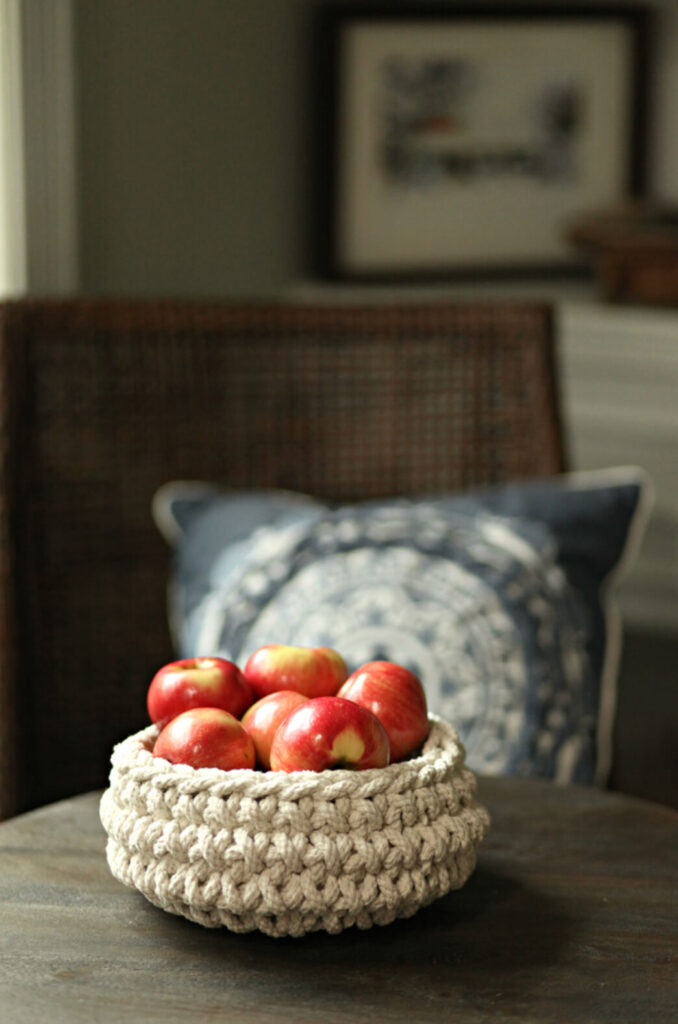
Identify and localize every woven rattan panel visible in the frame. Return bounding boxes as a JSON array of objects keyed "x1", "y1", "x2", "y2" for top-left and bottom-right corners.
[{"x1": 0, "y1": 300, "x2": 562, "y2": 816}]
